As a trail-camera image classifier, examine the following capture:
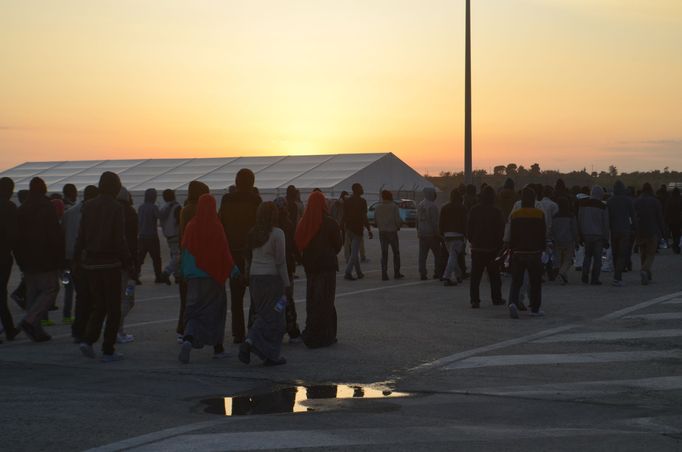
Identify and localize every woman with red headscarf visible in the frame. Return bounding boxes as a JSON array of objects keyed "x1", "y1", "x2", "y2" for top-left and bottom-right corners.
[
  {"x1": 295, "y1": 191, "x2": 343, "y2": 348},
  {"x1": 178, "y1": 193, "x2": 237, "y2": 364}
]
